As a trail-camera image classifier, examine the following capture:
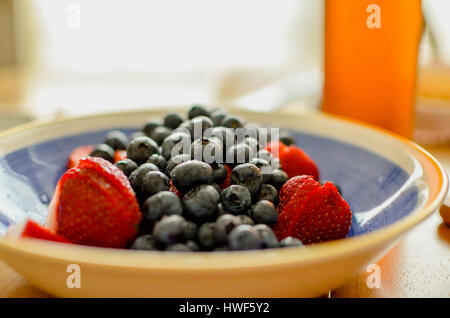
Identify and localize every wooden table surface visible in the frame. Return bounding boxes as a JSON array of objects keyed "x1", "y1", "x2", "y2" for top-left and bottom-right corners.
[{"x1": 0, "y1": 145, "x2": 447, "y2": 298}]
